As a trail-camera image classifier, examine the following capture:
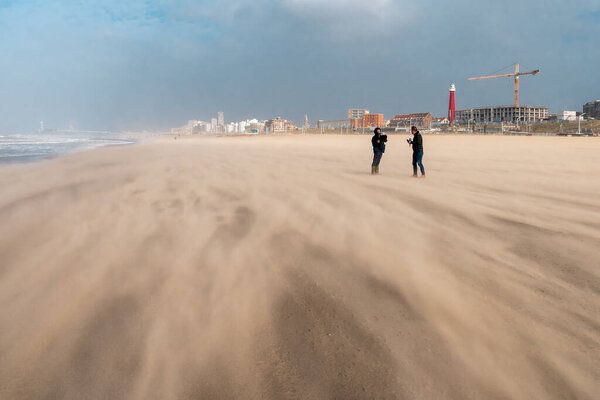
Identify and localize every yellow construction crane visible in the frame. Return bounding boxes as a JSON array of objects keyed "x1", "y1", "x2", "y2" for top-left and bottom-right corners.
[{"x1": 468, "y1": 62, "x2": 540, "y2": 107}]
